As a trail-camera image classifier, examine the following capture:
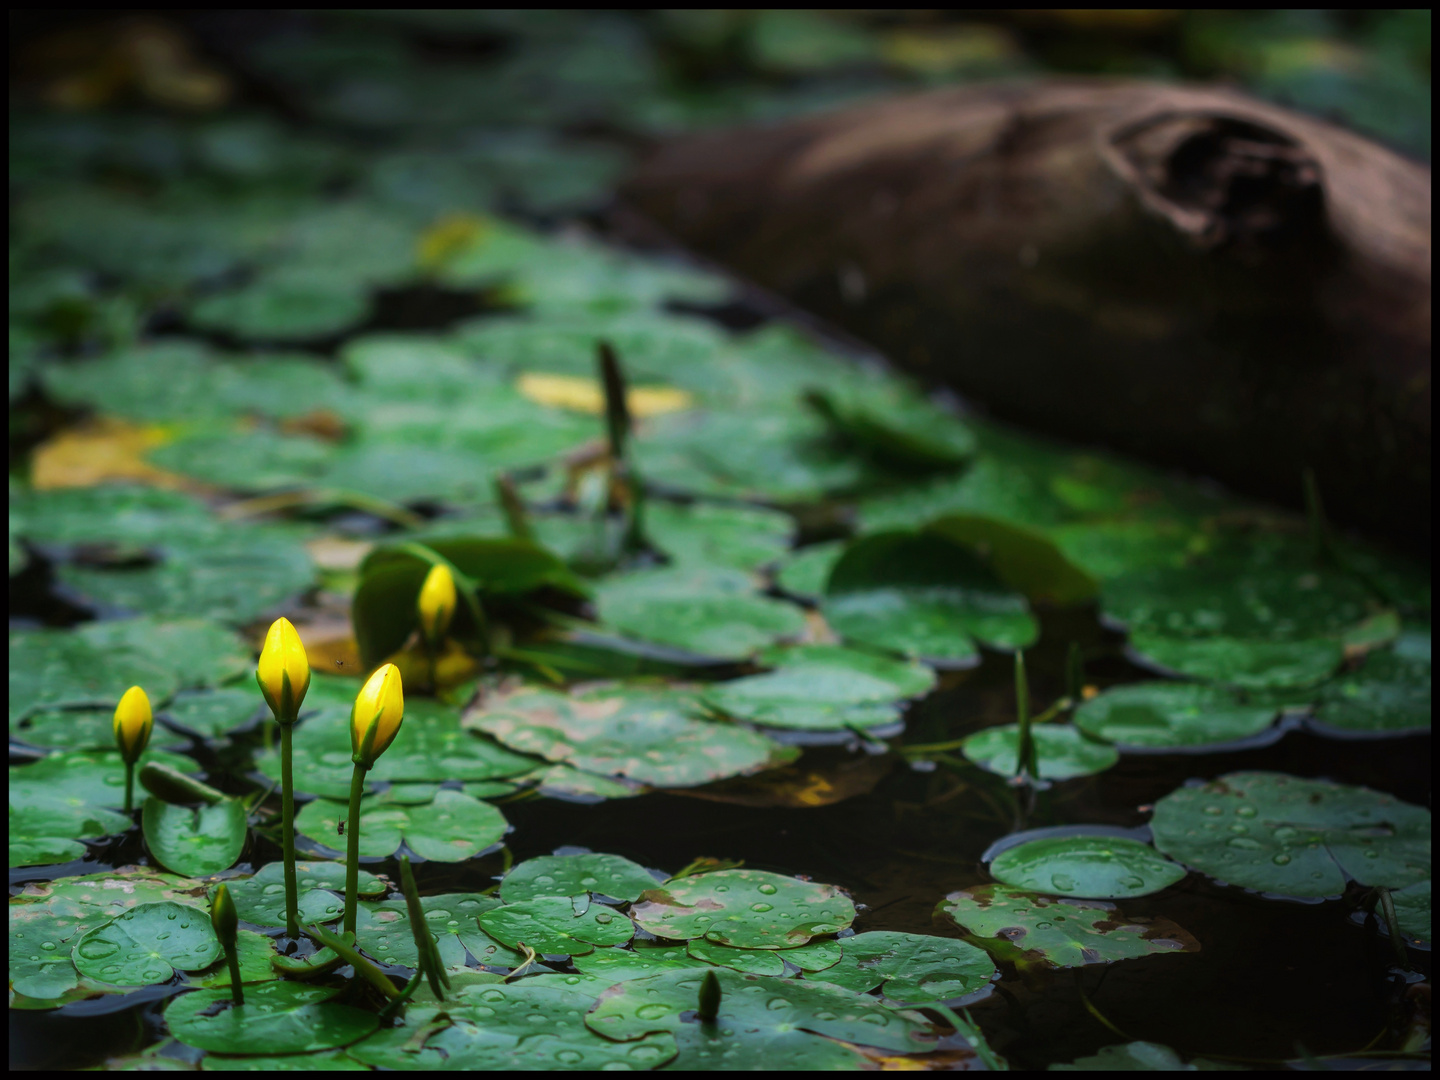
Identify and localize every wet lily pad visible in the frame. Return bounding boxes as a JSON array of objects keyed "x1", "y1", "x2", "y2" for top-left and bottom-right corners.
[
  {"x1": 1074, "y1": 682, "x2": 1280, "y2": 750},
  {"x1": 704, "y1": 644, "x2": 935, "y2": 731},
  {"x1": 961, "y1": 724, "x2": 1119, "y2": 780},
  {"x1": 10, "y1": 613, "x2": 249, "y2": 723},
  {"x1": 687, "y1": 937, "x2": 786, "y2": 975},
  {"x1": 595, "y1": 567, "x2": 807, "y2": 659},
  {"x1": 1389, "y1": 881, "x2": 1430, "y2": 946},
  {"x1": 572, "y1": 943, "x2": 709, "y2": 981},
  {"x1": 142, "y1": 797, "x2": 248, "y2": 878},
  {"x1": 260, "y1": 694, "x2": 536, "y2": 799},
  {"x1": 12, "y1": 704, "x2": 188, "y2": 753},
  {"x1": 1126, "y1": 631, "x2": 1346, "y2": 691},
  {"x1": 357, "y1": 893, "x2": 523, "y2": 969},
  {"x1": 937, "y1": 885, "x2": 1199, "y2": 969},
  {"x1": 1309, "y1": 630, "x2": 1431, "y2": 735},
  {"x1": 585, "y1": 967, "x2": 934, "y2": 1053},
  {"x1": 803, "y1": 930, "x2": 996, "y2": 1003},
  {"x1": 806, "y1": 380, "x2": 975, "y2": 472},
  {"x1": 630, "y1": 868, "x2": 855, "y2": 949},
  {"x1": 927, "y1": 515, "x2": 1098, "y2": 606},
  {"x1": 773, "y1": 540, "x2": 844, "y2": 601},
  {"x1": 9, "y1": 894, "x2": 113, "y2": 1001},
  {"x1": 466, "y1": 682, "x2": 796, "y2": 789},
  {"x1": 72, "y1": 900, "x2": 220, "y2": 986},
  {"x1": 189, "y1": 929, "x2": 279, "y2": 990},
  {"x1": 165, "y1": 980, "x2": 378, "y2": 1054},
  {"x1": 1149, "y1": 772, "x2": 1431, "y2": 898},
  {"x1": 989, "y1": 835, "x2": 1186, "y2": 899},
  {"x1": 163, "y1": 688, "x2": 264, "y2": 739},
  {"x1": 500, "y1": 852, "x2": 660, "y2": 903},
  {"x1": 295, "y1": 787, "x2": 508, "y2": 862},
  {"x1": 225, "y1": 860, "x2": 386, "y2": 929},
  {"x1": 477, "y1": 895, "x2": 634, "y2": 955},
  {"x1": 646, "y1": 501, "x2": 795, "y2": 572},
  {"x1": 823, "y1": 531, "x2": 1036, "y2": 664},
  {"x1": 666, "y1": 1024, "x2": 868, "y2": 1071}
]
